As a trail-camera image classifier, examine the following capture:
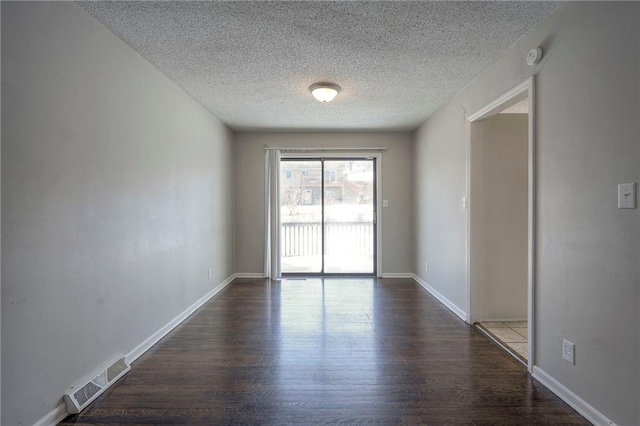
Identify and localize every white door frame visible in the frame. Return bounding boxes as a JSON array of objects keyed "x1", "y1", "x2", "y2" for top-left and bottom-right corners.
[
  {"x1": 465, "y1": 77, "x2": 535, "y2": 372},
  {"x1": 279, "y1": 151, "x2": 383, "y2": 277}
]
